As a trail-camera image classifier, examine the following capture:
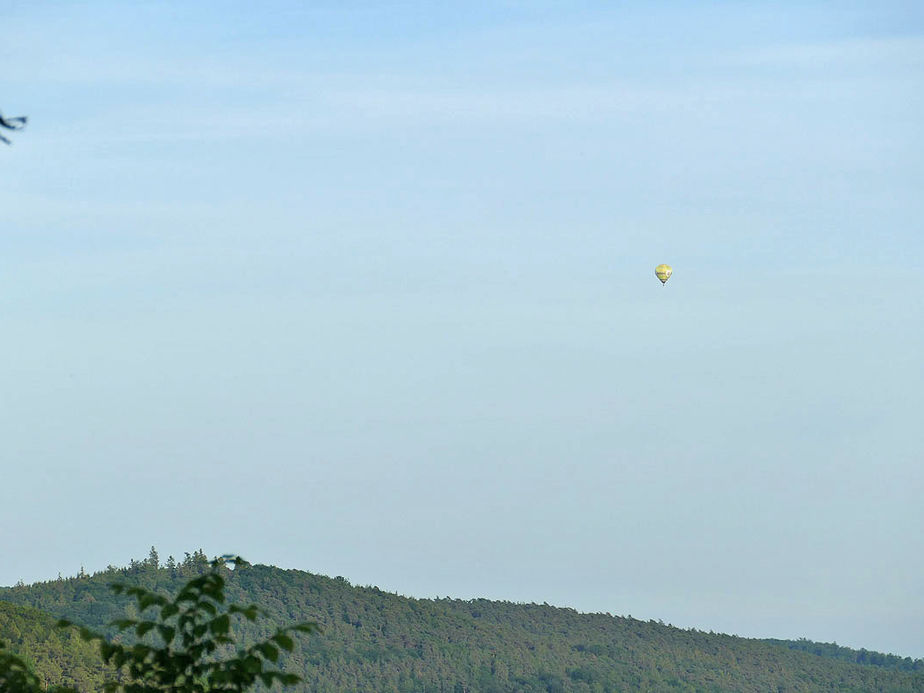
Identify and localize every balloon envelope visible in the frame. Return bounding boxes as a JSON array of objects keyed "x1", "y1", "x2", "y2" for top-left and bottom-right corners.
[{"x1": 655, "y1": 264, "x2": 672, "y2": 285}]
